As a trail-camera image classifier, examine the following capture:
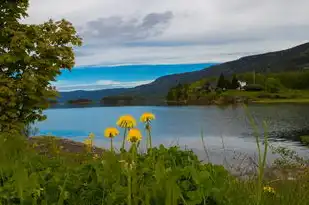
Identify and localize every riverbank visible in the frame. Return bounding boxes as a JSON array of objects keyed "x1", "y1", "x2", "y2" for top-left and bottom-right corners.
[
  {"x1": 1, "y1": 134, "x2": 309, "y2": 204},
  {"x1": 165, "y1": 90, "x2": 309, "y2": 106},
  {"x1": 29, "y1": 136, "x2": 309, "y2": 181},
  {"x1": 252, "y1": 98, "x2": 309, "y2": 104}
]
